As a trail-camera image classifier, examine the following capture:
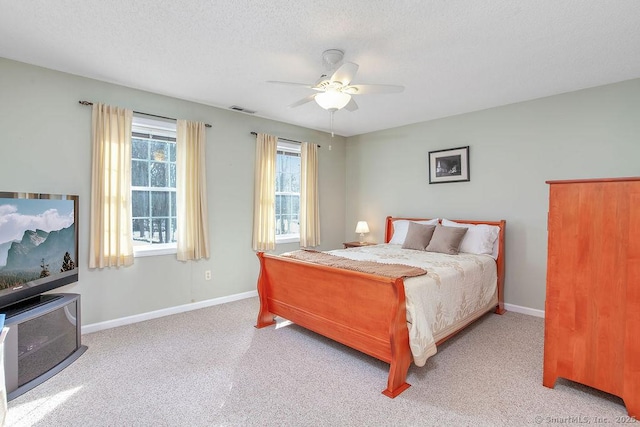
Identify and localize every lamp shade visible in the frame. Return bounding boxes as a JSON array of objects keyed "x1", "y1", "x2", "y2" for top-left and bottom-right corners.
[
  {"x1": 355, "y1": 221, "x2": 370, "y2": 234},
  {"x1": 315, "y1": 89, "x2": 351, "y2": 111}
]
